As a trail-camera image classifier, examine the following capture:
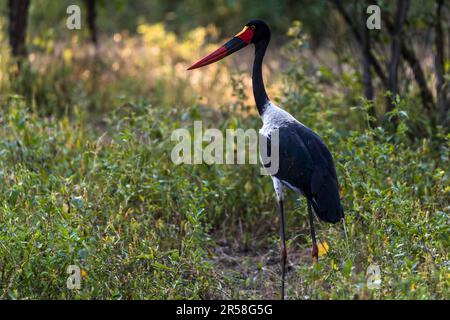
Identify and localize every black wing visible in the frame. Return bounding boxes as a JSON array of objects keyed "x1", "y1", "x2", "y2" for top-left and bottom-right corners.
[{"x1": 266, "y1": 123, "x2": 343, "y2": 223}]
